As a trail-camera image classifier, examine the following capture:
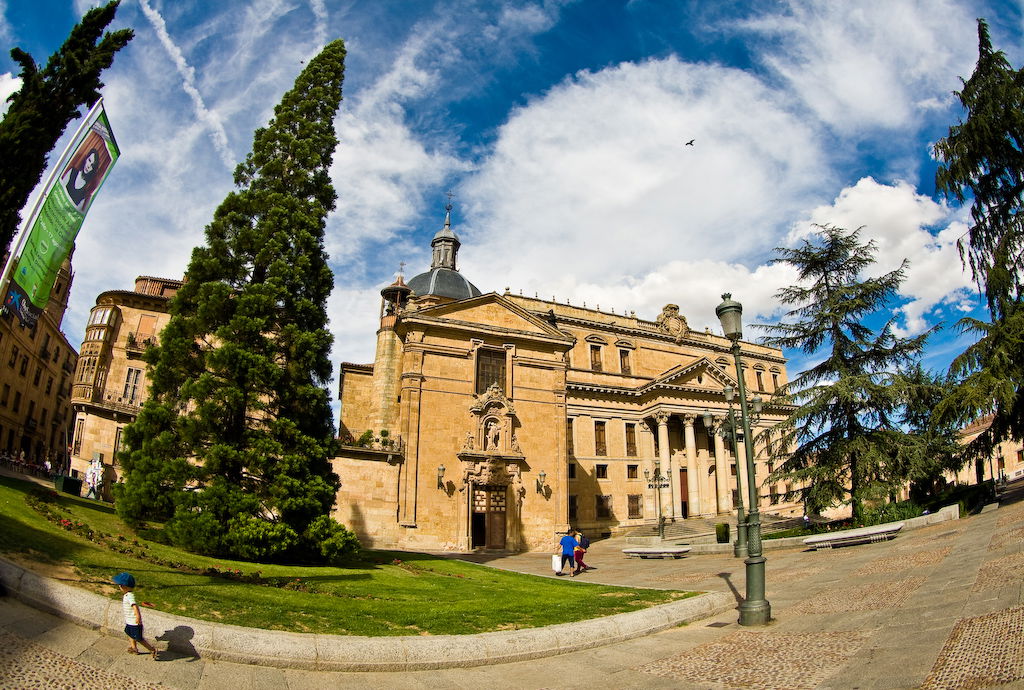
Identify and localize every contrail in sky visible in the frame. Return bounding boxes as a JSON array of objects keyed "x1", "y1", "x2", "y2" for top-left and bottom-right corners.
[
  {"x1": 138, "y1": 0, "x2": 235, "y2": 170},
  {"x1": 310, "y1": 0, "x2": 328, "y2": 47}
]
